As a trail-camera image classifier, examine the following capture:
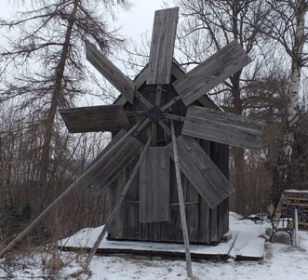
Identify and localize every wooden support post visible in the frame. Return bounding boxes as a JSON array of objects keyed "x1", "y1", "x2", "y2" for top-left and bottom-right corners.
[
  {"x1": 295, "y1": 208, "x2": 298, "y2": 247},
  {"x1": 84, "y1": 133, "x2": 153, "y2": 267},
  {"x1": 170, "y1": 120, "x2": 194, "y2": 279},
  {"x1": 0, "y1": 121, "x2": 142, "y2": 258}
]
